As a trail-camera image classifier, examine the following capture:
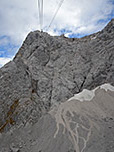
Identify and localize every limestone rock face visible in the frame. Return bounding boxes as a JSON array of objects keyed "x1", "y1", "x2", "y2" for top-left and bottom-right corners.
[{"x1": 0, "y1": 19, "x2": 114, "y2": 151}]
